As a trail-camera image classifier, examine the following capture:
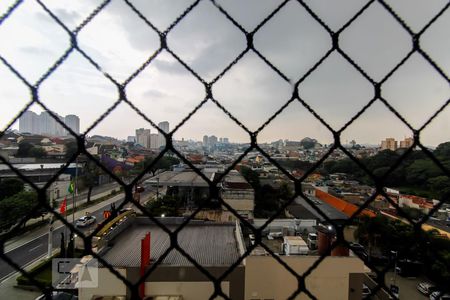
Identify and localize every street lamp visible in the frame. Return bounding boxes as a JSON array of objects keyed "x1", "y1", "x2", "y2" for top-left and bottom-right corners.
[
  {"x1": 156, "y1": 177, "x2": 160, "y2": 199},
  {"x1": 391, "y1": 250, "x2": 398, "y2": 284}
]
